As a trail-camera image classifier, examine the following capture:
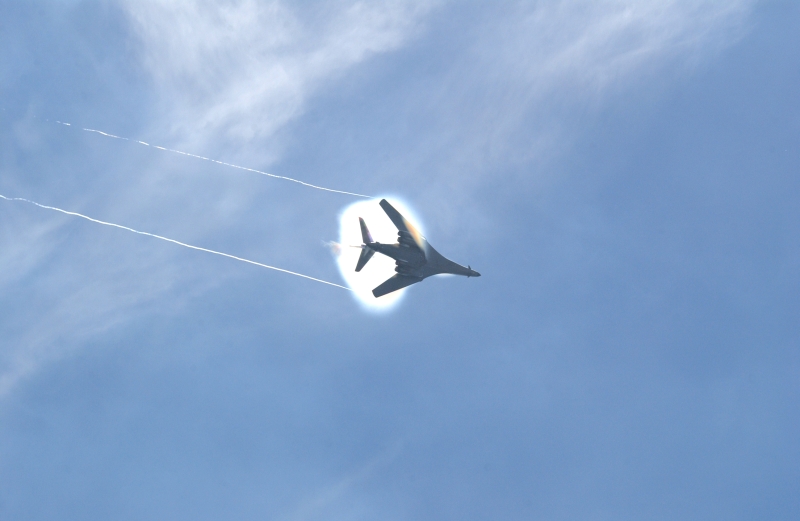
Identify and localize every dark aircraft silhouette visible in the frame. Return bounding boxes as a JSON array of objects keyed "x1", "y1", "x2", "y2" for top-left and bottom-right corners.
[{"x1": 356, "y1": 199, "x2": 480, "y2": 298}]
